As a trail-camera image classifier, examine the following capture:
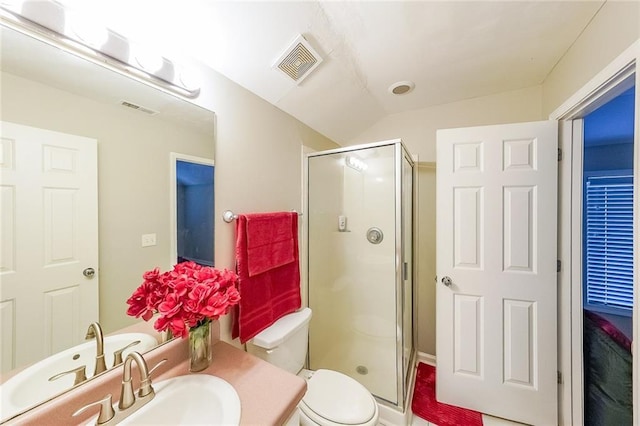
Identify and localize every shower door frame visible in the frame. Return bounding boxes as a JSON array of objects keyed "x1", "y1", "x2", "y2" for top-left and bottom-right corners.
[{"x1": 305, "y1": 139, "x2": 417, "y2": 411}]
